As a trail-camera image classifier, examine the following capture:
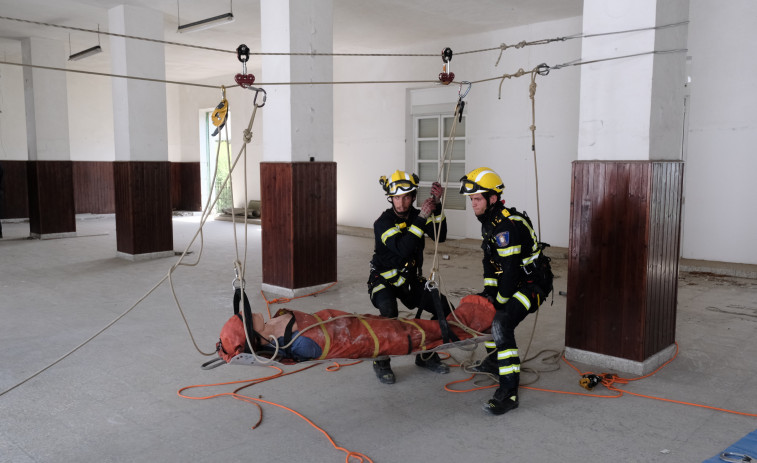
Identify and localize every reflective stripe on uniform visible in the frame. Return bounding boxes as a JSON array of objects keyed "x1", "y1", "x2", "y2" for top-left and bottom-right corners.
[
  {"x1": 426, "y1": 214, "x2": 445, "y2": 224},
  {"x1": 513, "y1": 291, "x2": 531, "y2": 310},
  {"x1": 380, "y1": 269, "x2": 398, "y2": 279},
  {"x1": 509, "y1": 215, "x2": 538, "y2": 252},
  {"x1": 484, "y1": 341, "x2": 497, "y2": 349},
  {"x1": 497, "y1": 245, "x2": 521, "y2": 257},
  {"x1": 408, "y1": 224, "x2": 424, "y2": 238},
  {"x1": 381, "y1": 226, "x2": 400, "y2": 244},
  {"x1": 371, "y1": 283, "x2": 386, "y2": 296},
  {"x1": 498, "y1": 348, "x2": 518, "y2": 360},
  {"x1": 522, "y1": 249, "x2": 540, "y2": 266},
  {"x1": 499, "y1": 364, "x2": 521, "y2": 375},
  {"x1": 393, "y1": 276, "x2": 406, "y2": 287},
  {"x1": 484, "y1": 278, "x2": 498, "y2": 287},
  {"x1": 496, "y1": 293, "x2": 509, "y2": 304}
]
